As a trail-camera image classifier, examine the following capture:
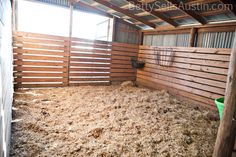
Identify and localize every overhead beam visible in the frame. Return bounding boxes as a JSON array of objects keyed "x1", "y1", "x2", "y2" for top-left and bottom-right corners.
[
  {"x1": 165, "y1": 0, "x2": 207, "y2": 25},
  {"x1": 72, "y1": 1, "x2": 113, "y2": 18},
  {"x1": 91, "y1": 0, "x2": 156, "y2": 28},
  {"x1": 219, "y1": 0, "x2": 236, "y2": 15},
  {"x1": 125, "y1": 0, "x2": 179, "y2": 27}
]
